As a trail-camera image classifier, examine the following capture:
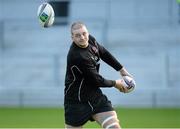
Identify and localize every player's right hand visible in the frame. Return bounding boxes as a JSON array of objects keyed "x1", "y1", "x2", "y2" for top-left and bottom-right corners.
[{"x1": 114, "y1": 79, "x2": 128, "y2": 93}]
